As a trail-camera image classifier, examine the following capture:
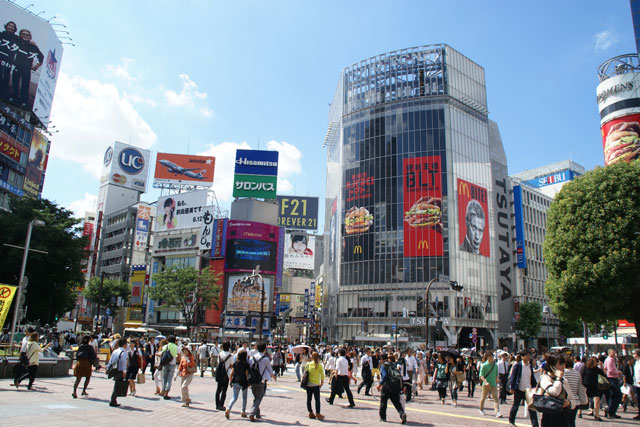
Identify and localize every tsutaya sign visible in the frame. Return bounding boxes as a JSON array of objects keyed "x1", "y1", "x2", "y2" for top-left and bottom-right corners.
[{"x1": 409, "y1": 317, "x2": 450, "y2": 326}]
